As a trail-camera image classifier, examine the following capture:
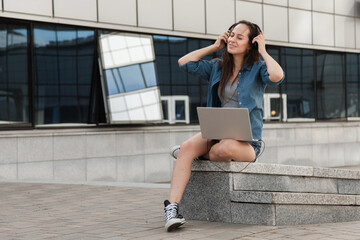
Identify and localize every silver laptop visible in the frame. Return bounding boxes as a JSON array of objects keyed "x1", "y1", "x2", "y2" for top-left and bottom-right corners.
[{"x1": 197, "y1": 107, "x2": 257, "y2": 141}]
